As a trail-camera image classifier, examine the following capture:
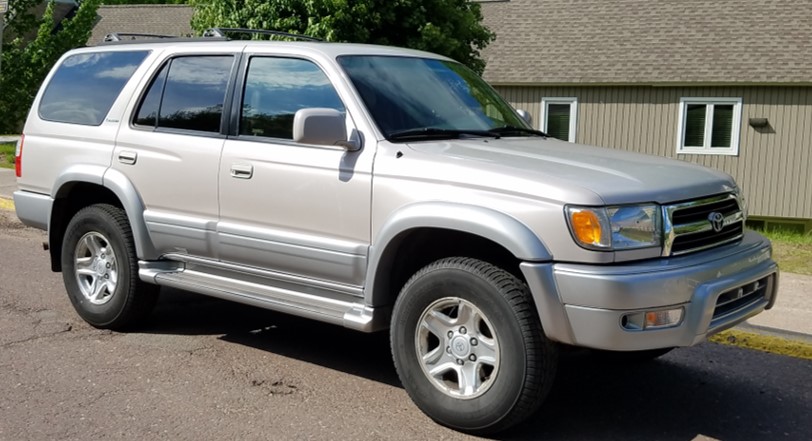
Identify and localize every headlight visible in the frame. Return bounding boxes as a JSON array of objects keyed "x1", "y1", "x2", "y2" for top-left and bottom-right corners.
[{"x1": 566, "y1": 204, "x2": 662, "y2": 250}]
